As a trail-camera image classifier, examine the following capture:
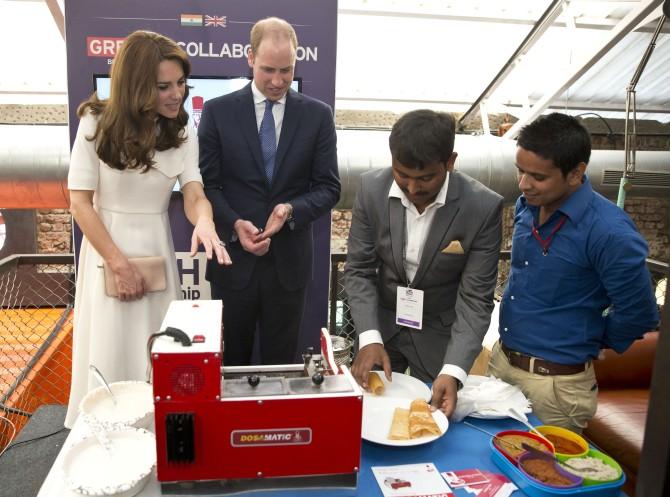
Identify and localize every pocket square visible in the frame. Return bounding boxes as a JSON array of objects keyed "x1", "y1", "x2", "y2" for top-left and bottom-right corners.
[{"x1": 442, "y1": 240, "x2": 465, "y2": 254}]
